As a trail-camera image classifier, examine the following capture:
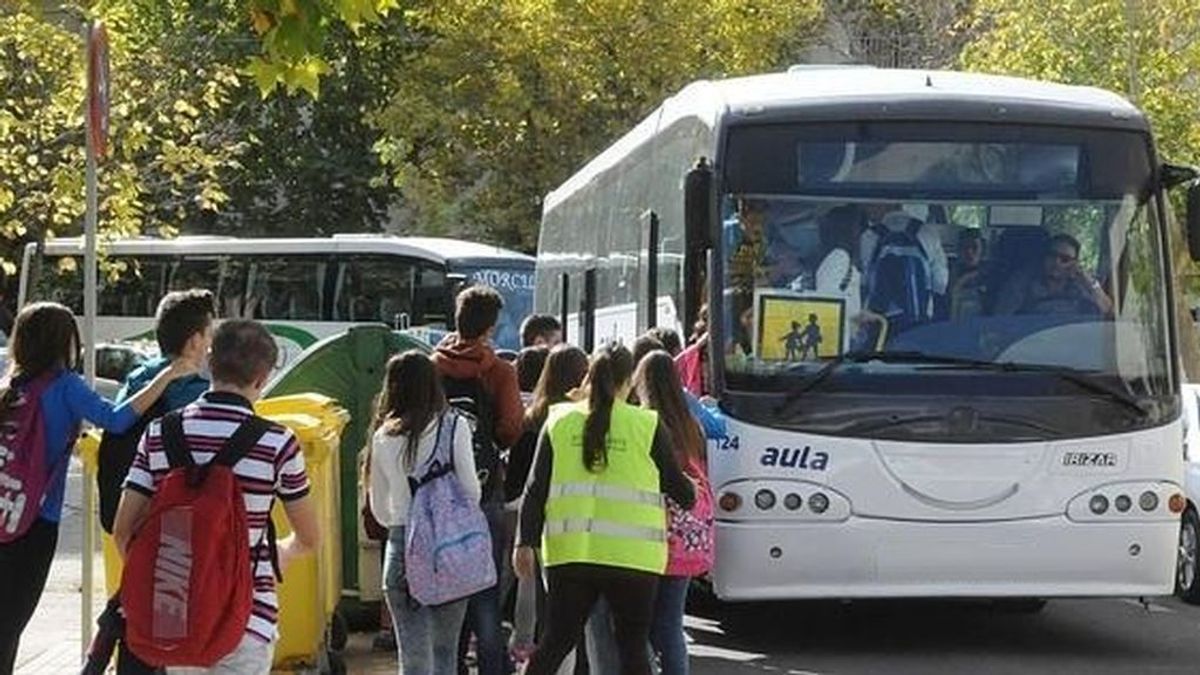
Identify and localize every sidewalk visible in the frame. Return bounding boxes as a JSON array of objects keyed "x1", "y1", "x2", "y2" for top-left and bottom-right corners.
[
  {"x1": 16, "y1": 463, "x2": 107, "y2": 674},
  {"x1": 16, "y1": 462, "x2": 411, "y2": 674}
]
